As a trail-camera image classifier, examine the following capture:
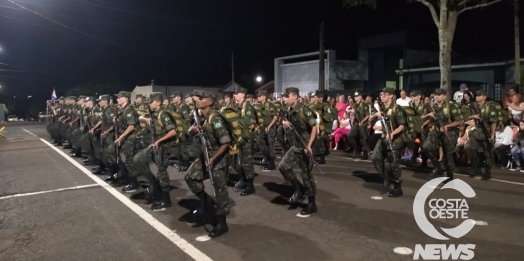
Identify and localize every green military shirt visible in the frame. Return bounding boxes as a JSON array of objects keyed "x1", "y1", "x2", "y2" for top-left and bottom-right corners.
[
  {"x1": 384, "y1": 103, "x2": 407, "y2": 144},
  {"x1": 433, "y1": 101, "x2": 463, "y2": 129},
  {"x1": 213, "y1": 103, "x2": 222, "y2": 112},
  {"x1": 152, "y1": 109, "x2": 176, "y2": 139},
  {"x1": 101, "y1": 105, "x2": 116, "y2": 132},
  {"x1": 89, "y1": 106, "x2": 102, "y2": 129},
  {"x1": 286, "y1": 103, "x2": 317, "y2": 148},
  {"x1": 356, "y1": 101, "x2": 371, "y2": 124},
  {"x1": 201, "y1": 110, "x2": 232, "y2": 169},
  {"x1": 118, "y1": 103, "x2": 139, "y2": 139},
  {"x1": 479, "y1": 102, "x2": 498, "y2": 126},
  {"x1": 177, "y1": 103, "x2": 191, "y2": 119},
  {"x1": 413, "y1": 101, "x2": 425, "y2": 117},
  {"x1": 187, "y1": 102, "x2": 195, "y2": 112}
]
